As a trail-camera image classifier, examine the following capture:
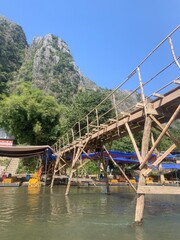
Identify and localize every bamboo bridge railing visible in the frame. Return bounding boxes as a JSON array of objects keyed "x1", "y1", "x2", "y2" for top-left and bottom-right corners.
[{"x1": 50, "y1": 26, "x2": 180, "y2": 224}]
